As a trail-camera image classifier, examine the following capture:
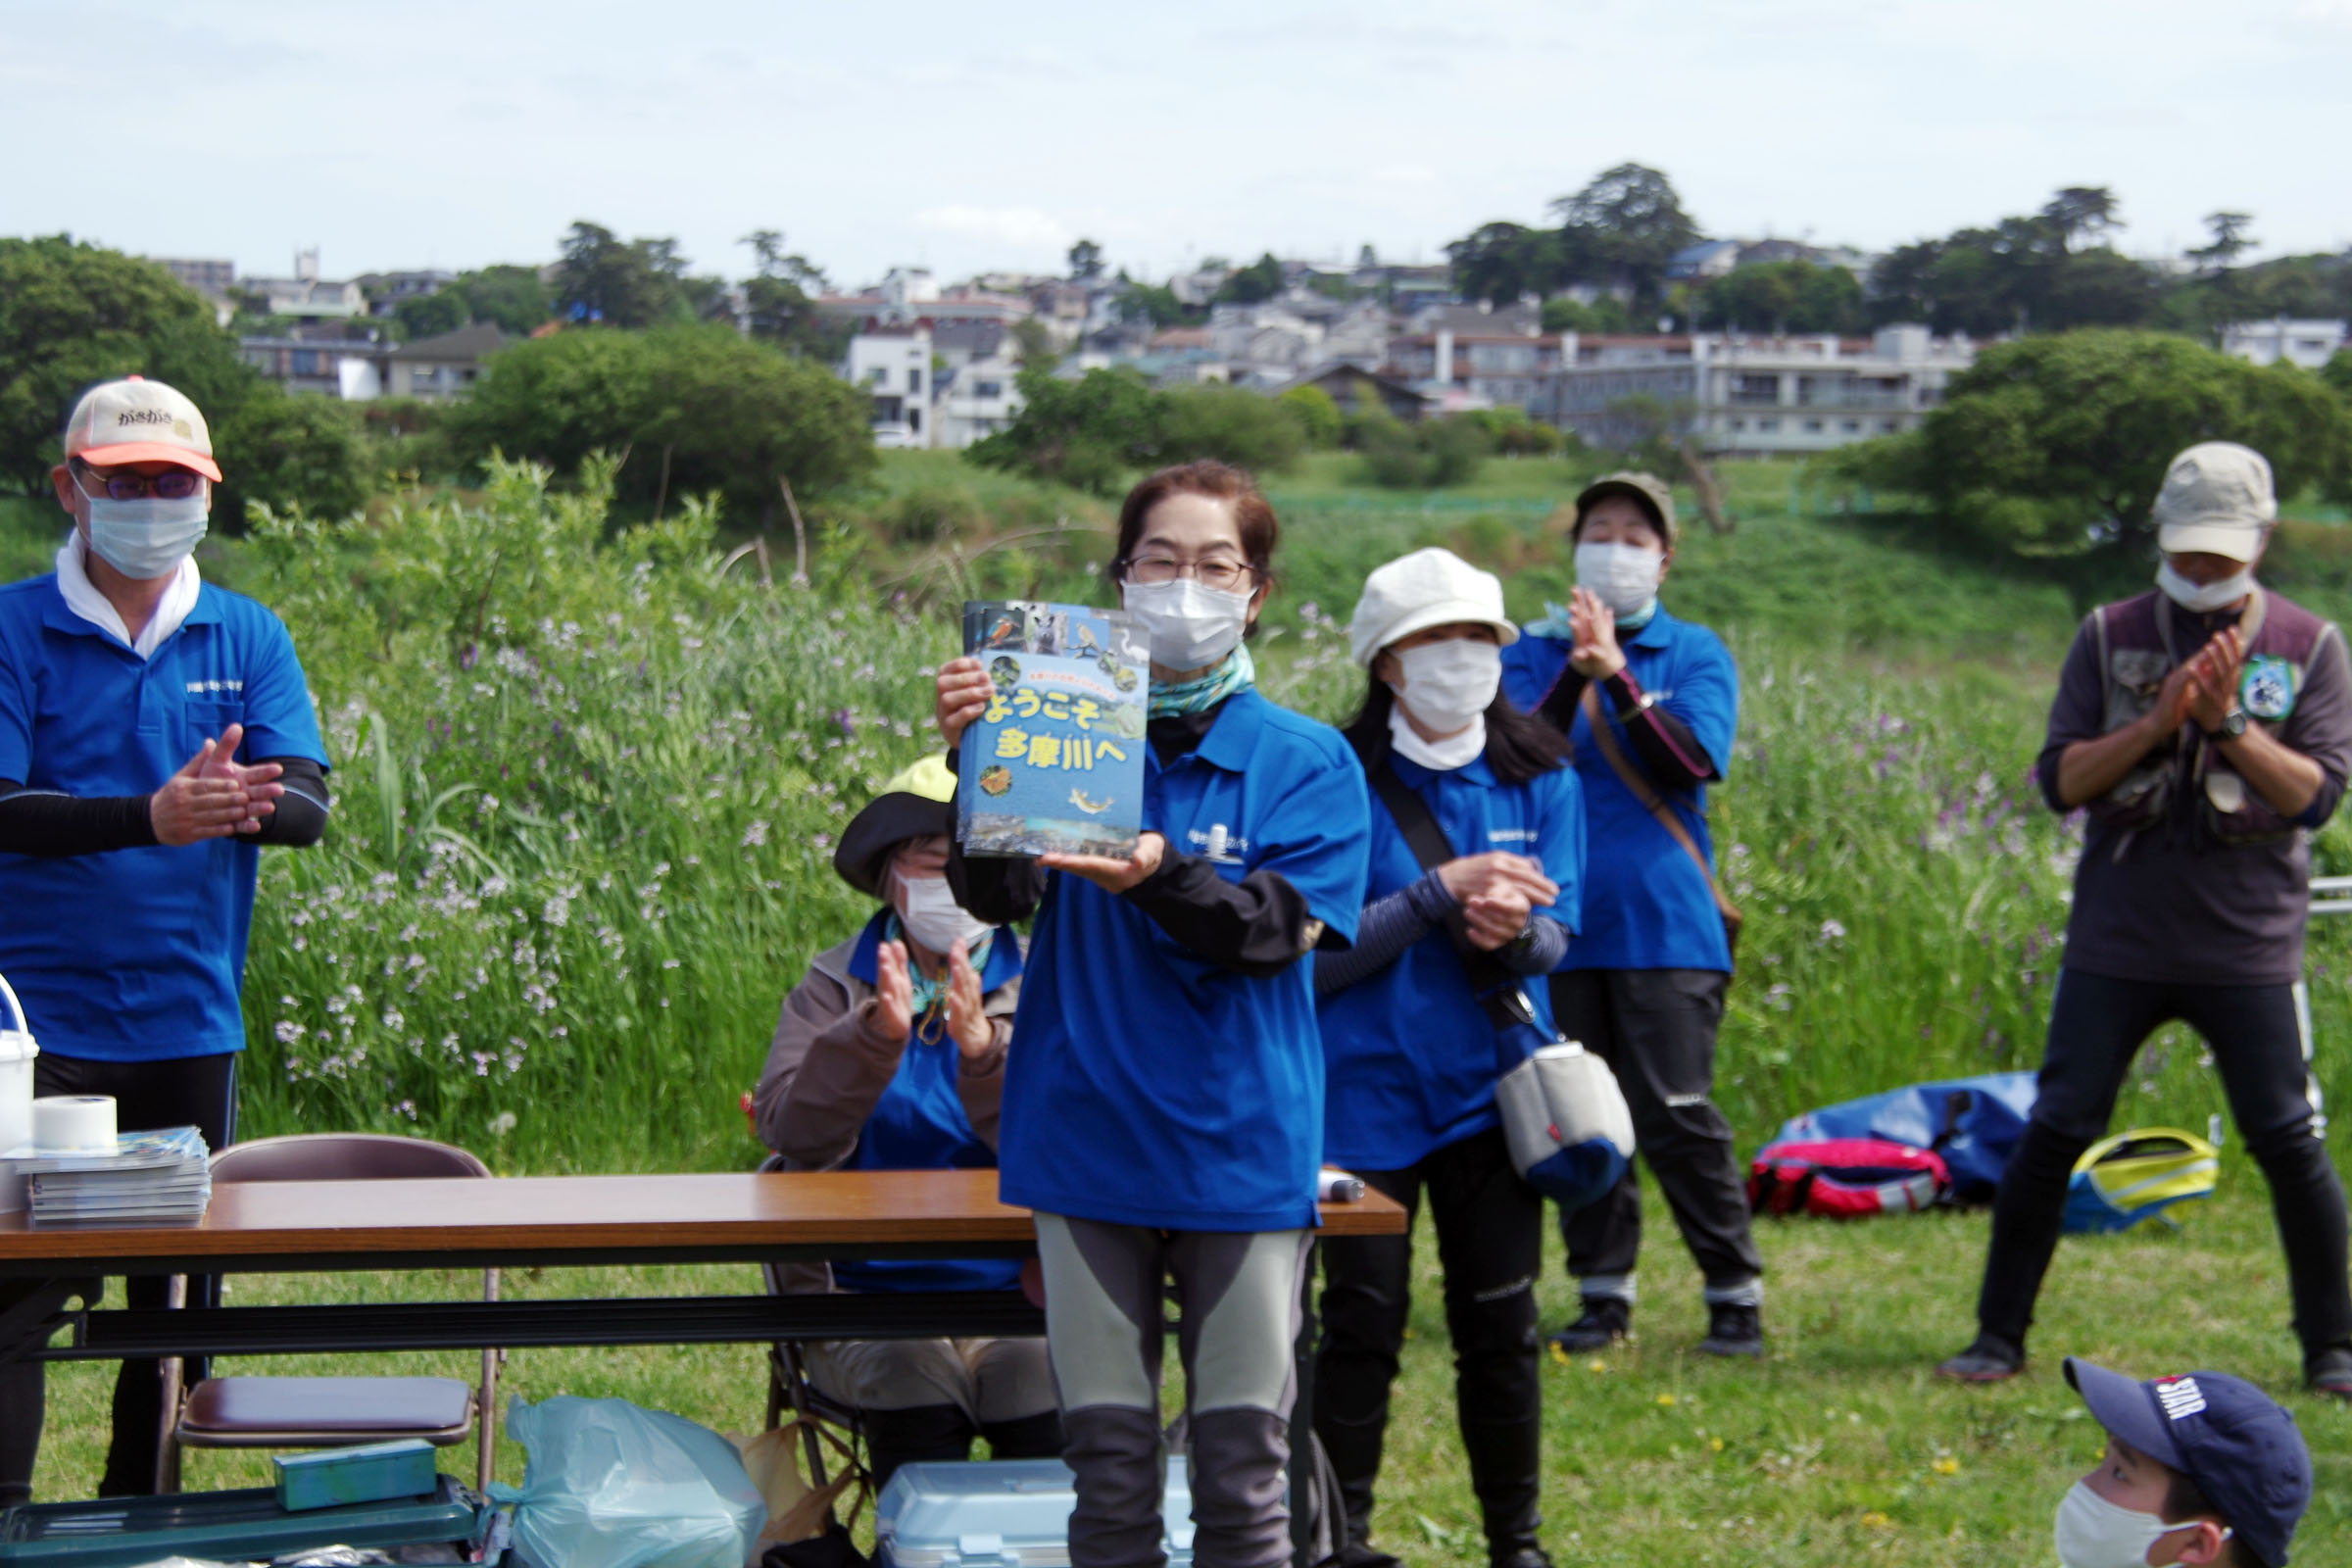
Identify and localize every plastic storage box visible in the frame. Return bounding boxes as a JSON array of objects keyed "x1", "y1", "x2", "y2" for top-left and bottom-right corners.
[
  {"x1": 0, "y1": 1475, "x2": 480, "y2": 1568},
  {"x1": 273, "y1": 1438, "x2": 440, "y2": 1511},
  {"x1": 876, "y1": 1459, "x2": 1194, "y2": 1568}
]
